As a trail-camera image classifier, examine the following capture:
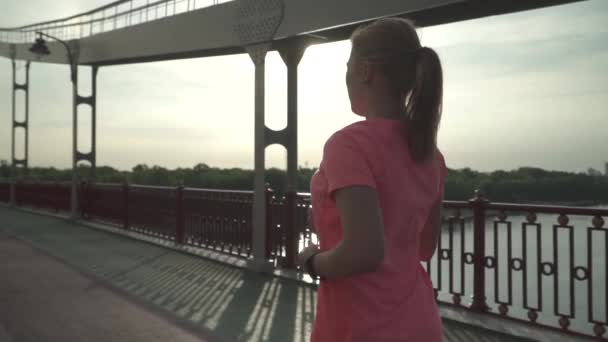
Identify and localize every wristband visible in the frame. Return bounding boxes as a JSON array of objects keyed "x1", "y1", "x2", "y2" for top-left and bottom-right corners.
[{"x1": 305, "y1": 252, "x2": 320, "y2": 280}]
